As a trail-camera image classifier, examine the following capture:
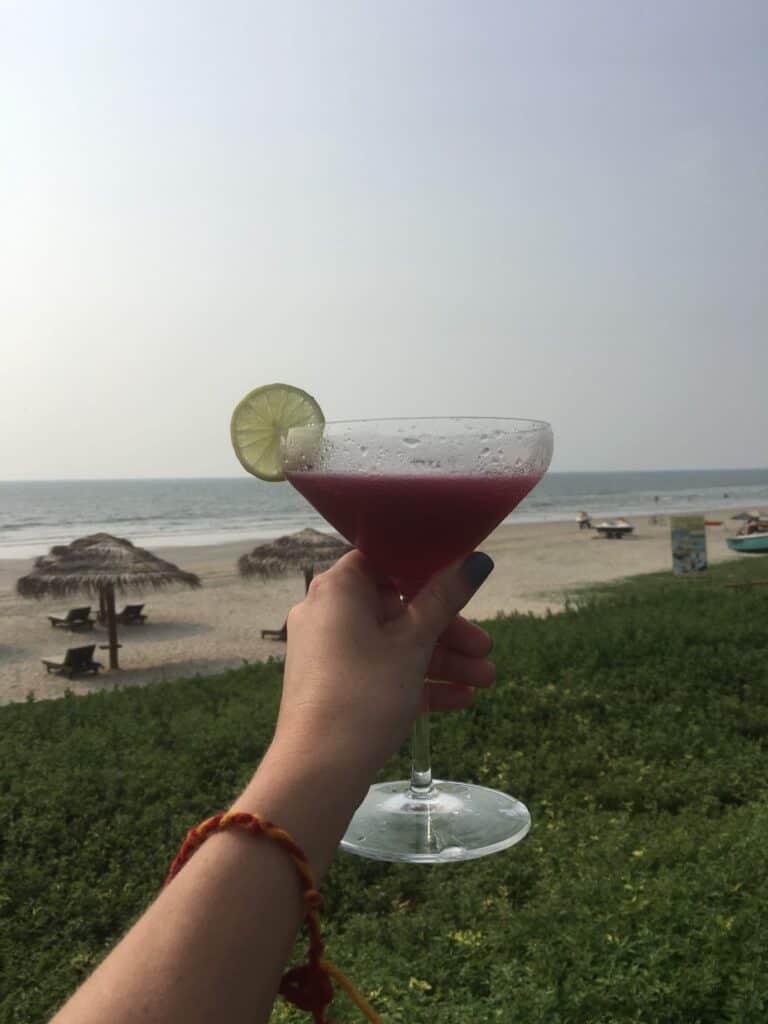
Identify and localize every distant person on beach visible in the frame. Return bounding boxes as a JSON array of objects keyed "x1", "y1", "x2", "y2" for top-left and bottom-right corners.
[
  {"x1": 742, "y1": 516, "x2": 764, "y2": 536},
  {"x1": 577, "y1": 510, "x2": 592, "y2": 530},
  {"x1": 49, "y1": 550, "x2": 496, "y2": 1024}
]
